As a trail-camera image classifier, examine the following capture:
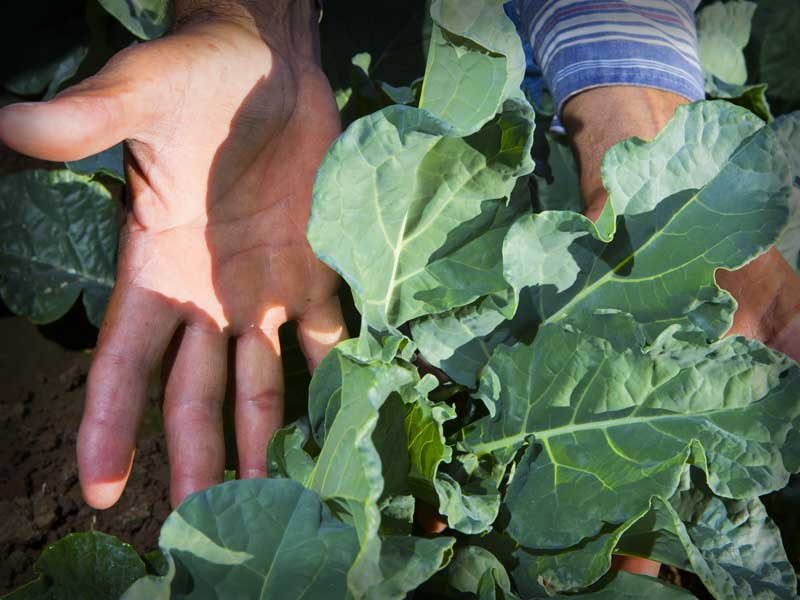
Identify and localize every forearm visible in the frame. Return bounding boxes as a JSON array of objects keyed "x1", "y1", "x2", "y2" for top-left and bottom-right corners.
[
  {"x1": 513, "y1": 0, "x2": 704, "y2": 218},
  {"x1": 562, "y1": 87, "x2": 689, "y2": 220}
]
